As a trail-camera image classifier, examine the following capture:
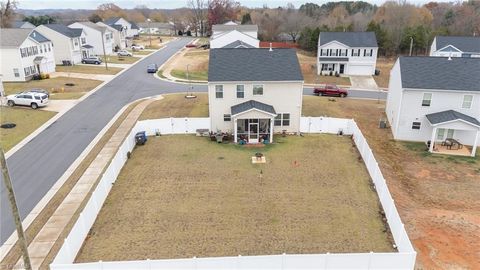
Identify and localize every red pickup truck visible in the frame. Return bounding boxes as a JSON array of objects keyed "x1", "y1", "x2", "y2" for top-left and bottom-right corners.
[{"x1": 313, "y1": 84, "x2": 348, "y2": 97}]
